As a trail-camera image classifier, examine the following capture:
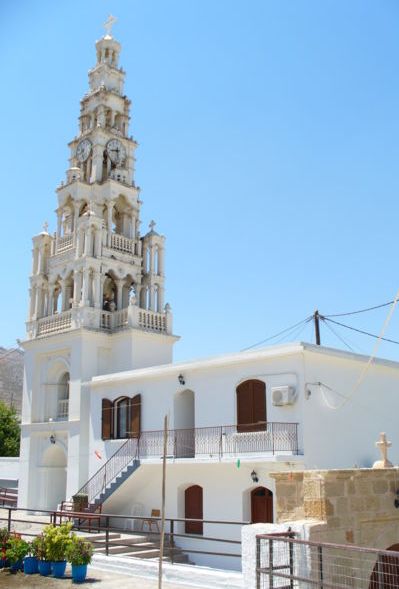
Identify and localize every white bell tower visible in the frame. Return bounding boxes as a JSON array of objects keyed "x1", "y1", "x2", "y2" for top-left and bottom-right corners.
[{"x1": 19, "y1": 20, "x2": 178, "y2": 511}]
